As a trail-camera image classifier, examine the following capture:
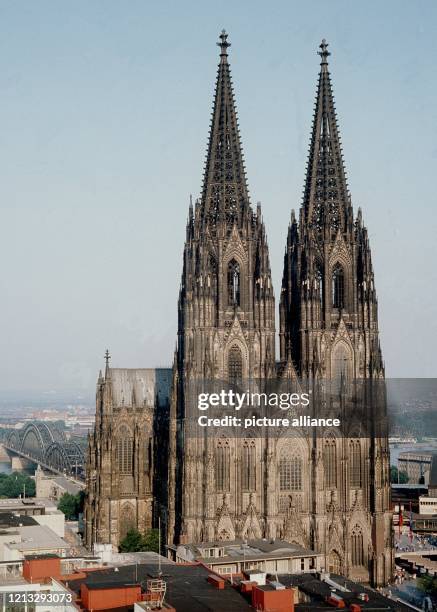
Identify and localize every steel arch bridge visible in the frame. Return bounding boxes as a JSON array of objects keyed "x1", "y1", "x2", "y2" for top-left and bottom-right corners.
[{"x1": 5, "y1": 422, "x2": 85, "y2": 479}]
